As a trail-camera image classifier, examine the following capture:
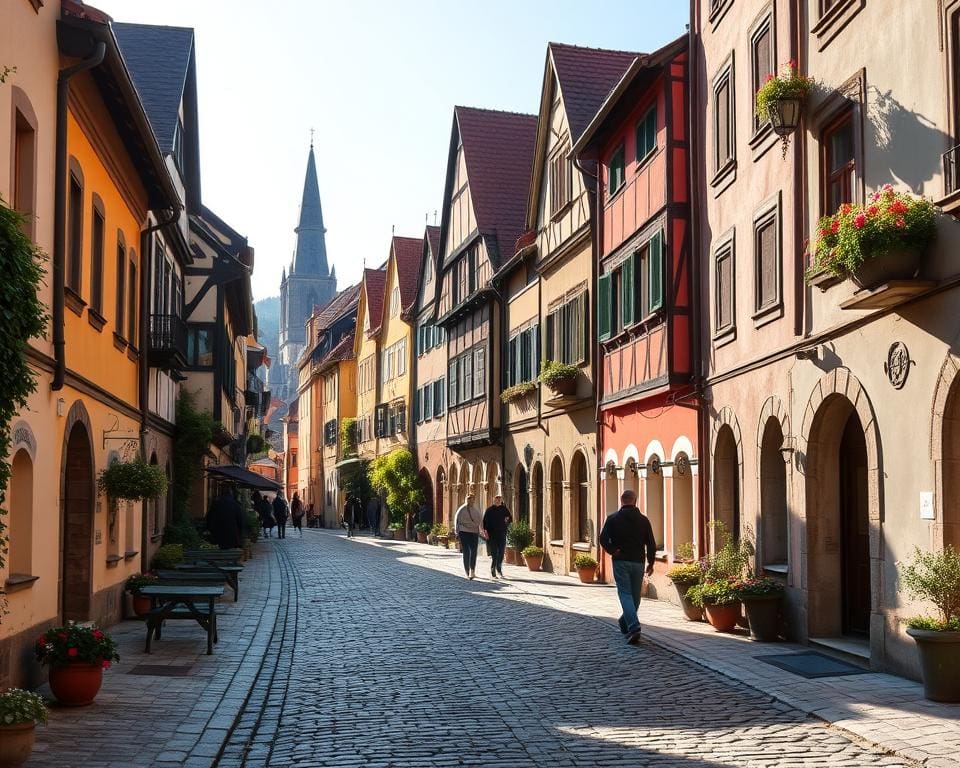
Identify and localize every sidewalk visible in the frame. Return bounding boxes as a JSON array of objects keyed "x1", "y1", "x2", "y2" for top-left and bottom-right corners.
[{"x1": 355, "y1": 532, "x2": 960, "y2": 768}]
